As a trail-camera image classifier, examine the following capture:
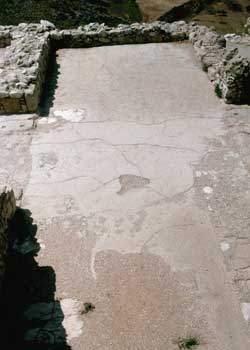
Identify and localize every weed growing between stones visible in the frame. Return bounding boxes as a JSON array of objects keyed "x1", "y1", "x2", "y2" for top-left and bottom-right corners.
[
  {"x1": 81, "y1": 302, "x2": 95, "y2": 314},
  {"x1": 177, "y1": 336, "x2": 199, "y2": 349},
  {"x1": 214, "y1": 83, "x2": 222, "y2": 98}
]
